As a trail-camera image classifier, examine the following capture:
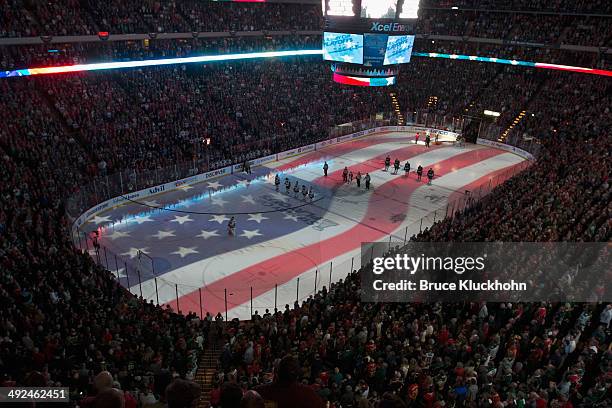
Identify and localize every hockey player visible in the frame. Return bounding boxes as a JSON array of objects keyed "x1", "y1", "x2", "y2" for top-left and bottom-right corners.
[
  {"x1": 365, "y1": 173, "x2": 371, "y2": 190},
  {"x1": 274, "y1": 174, "x2": 281, "y2": 191},
  {"x1": 228, "y1": 216, "x2": 236, "y2": 236},
  {"x1": 301, "y1": 184, "x2": 308, "y2": 200},
  {"x1": 323, "y1": 161, "x2": 329, "y2": 177},
  {"x1": 348, "y1": 170, "x2": 353, "y2": 184},
  {"x1": 393, "y1": 159, "x2": 400, "y2": 175},
  {"x1": 356, "y1": 171, "x2": 362, "y2": 187},
  {"x1": 404, "y1": 161, "x2": 410, "y2": 177},
  {"x1": 415, "y1": 133, "x2": 420, "y2": 144},
  {"x1": 427, "y1": 168, "x2": 434, "y2": 185},
  {"x1": 342, "y1": 167, "x2": 348, "y2": 183},
  {"x1": 285, "y1": 177, "x2": 291, "y2": 194},
  {"x1": 308, "y1": 186, "x2": 315, "y2": 200},
  {"x1": 425, "y1": 134, "x2": 431, "y2": 148},
  {"x1": 416, "y1": 165, "x2": 423, "y2": 181},
  {"x1": 293, "y1": 180, "x2": 300, "y2": 197},
  {"x1": 384, "y1": 156, "x2": 391, "y2": 172}
]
